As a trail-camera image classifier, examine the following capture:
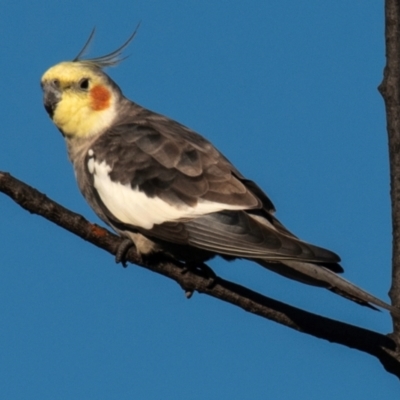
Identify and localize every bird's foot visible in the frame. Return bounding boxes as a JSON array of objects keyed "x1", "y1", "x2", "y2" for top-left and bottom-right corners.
[
  {"x1": 181, "y1": 261, "x2": 217, "y2": 293},
  {"x1": 115, "y1": 238, "x2": 135, "y2": 267}
]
